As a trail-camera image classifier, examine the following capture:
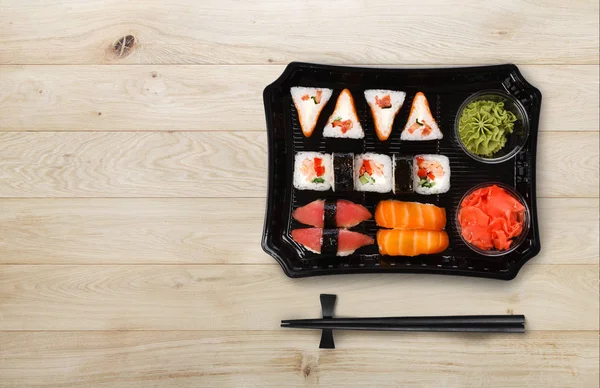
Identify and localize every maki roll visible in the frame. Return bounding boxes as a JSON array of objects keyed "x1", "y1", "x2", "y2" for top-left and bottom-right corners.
[
  {"x1": 413, "y1": 154, "x2": 450, "y2": 195},
  {"x1": 332, "y1": 153, "x2": 354, "y2": 192},
  {"x1": 293, "y1": 152, "x2": 333, "y2": 191},
  {"x1": 291, "y1": 228, "x2": 374, "y2": 256},
  {"x1": 354, "y1": 153, "x2": 393, "y2": 193},
  {"x1": 392, "y1": 155, "x2": 413, "y2": 194}
]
